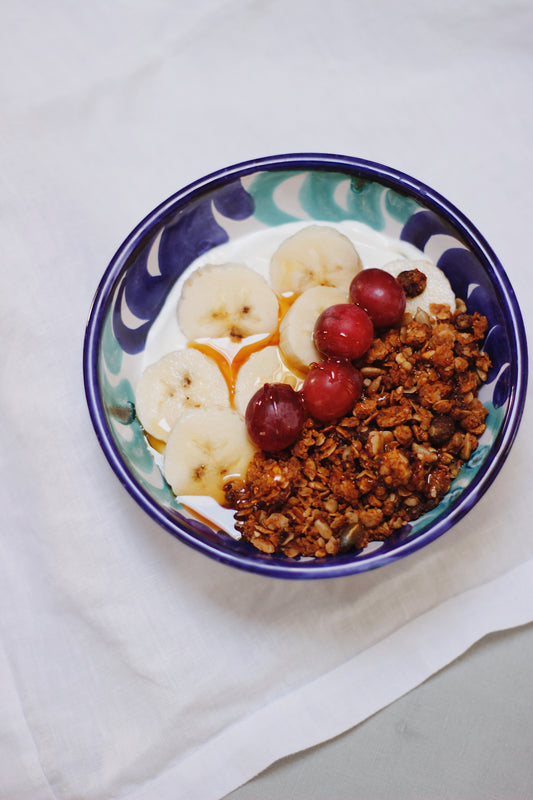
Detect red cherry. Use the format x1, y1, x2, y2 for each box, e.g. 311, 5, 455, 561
349, 268, 406, 328
245, 383, 305, 452
313, 303, 374, 361
302, 360, 363, 422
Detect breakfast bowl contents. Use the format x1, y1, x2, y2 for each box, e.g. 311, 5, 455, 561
83, 154, 528, 578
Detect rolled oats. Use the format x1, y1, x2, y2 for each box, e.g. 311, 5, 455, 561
225, 304, 491, 559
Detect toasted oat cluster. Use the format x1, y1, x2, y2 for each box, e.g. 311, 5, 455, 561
224, 302, 491, 558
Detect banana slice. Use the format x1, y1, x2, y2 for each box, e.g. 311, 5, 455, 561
279, 285, 348, 374
135, 349, 230, 442
380, 259, 456, 317
177, 262, 279, 341
163, 407, 256, 504
269, 224, 363, 295
233, 345, 301, 416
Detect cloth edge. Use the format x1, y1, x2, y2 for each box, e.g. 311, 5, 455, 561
122, 557, 533, 800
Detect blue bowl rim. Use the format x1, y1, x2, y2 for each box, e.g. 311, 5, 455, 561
83, 152, 529, 579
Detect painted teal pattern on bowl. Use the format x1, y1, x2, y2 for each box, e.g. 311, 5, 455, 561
99, 306, 184, 512
246, 169, 420, 230
84, 154, 528, 579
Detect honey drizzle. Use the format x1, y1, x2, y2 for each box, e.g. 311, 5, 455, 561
143, 289, 301, 514
145, 431, 166, 454
277, 291, 298, 319
180, 500, 233, 528
138, 288, 309, 534
188, 291, 298, 405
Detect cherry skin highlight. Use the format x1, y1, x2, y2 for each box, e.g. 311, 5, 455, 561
349, 268, 406, 328
313, 303, 374, 361
245, 383, 305, 452
302, 360, 363, 422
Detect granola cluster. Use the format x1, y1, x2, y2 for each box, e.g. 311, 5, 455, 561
224, 301, 491, 558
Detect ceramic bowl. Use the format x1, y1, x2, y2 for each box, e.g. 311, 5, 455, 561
83, 153, 528, 579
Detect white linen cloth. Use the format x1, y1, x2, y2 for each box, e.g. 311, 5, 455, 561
1, 1, 532, 798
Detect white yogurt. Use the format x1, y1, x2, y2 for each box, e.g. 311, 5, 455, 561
139, 220, 456, 536
142, 220, 434, 369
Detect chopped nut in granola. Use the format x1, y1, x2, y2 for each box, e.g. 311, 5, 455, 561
225, 305, 490, 559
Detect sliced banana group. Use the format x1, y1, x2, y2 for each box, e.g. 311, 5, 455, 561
381, 259, 456, 317
269, 224, 362, 295
163, 408, 256, 505
177, 262, 279, 341
233, 345, 301, 416
135, 348, 230, 442
279, 285, 348, 374
138, 224, 452, 511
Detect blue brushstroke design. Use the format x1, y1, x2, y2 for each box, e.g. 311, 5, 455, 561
212, 181, 255, 219
113, 182, 255, 353
400, 209, 451, 250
